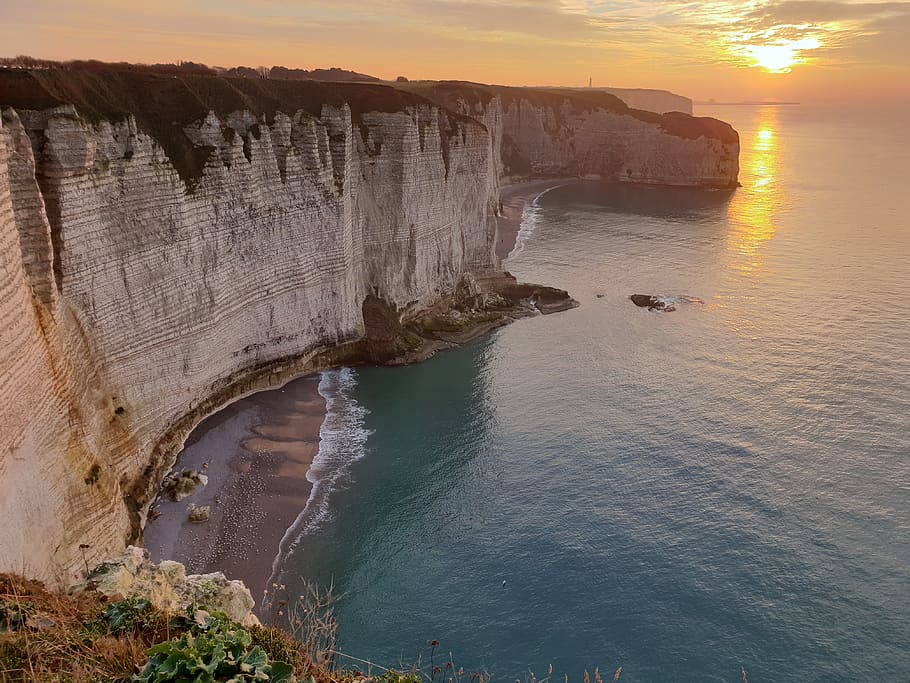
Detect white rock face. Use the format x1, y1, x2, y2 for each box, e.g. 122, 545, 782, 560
0, 77, 738, 586
73, 545, 260, 626
0, 98, 496, 586
415, 84, 738, 187
0, 108, 135, 583
497, 100, 738, 186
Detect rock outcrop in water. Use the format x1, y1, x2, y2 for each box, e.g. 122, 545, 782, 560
631, 294, 670, 311
0, 69, 738, 585
630, 294, 705, 312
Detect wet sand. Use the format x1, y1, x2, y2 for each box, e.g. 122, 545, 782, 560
496, 178, 581, 259
142, 374, 325, 617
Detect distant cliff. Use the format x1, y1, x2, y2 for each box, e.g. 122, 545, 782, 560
0, 69, 738, 585
404, 82, 737, 187
596, 87, 692, 115
533, 86, 692, 114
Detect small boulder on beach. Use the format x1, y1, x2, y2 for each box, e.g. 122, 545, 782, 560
162, 469, 208, 501
187, 504, 211, 523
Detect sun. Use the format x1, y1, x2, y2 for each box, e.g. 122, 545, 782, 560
748, 44, 798, 73
744, 36, 822, 73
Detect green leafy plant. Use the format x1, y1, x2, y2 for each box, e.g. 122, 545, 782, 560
103, 596, 154, 633
133, 611, 292, 682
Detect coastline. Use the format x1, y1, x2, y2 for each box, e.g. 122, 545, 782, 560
497, 178, 581, 259
140, 178, 581, 617
143, 374, 327, 616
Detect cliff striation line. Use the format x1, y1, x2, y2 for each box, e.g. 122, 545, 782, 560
0, 69, 738, 585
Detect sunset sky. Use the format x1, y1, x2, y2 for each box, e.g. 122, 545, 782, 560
3, 1, 909, 103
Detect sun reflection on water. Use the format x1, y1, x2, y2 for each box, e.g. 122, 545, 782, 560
725, 107, 781, 279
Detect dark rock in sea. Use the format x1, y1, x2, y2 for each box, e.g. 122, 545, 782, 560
631, 294, 657, 308
630, 295, 674, 312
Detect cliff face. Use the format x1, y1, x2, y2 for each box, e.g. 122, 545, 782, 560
407, 82, 738, 187
0, 70, 738, 585
0, 71, 497, 584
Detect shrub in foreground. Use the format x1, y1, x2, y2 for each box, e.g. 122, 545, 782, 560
135, 610, 292, 682
0, 574, 302, 682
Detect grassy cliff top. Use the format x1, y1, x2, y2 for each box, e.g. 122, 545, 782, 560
1, 68, 737, 146
0, 68, 468, 190
0, 68, 435, 126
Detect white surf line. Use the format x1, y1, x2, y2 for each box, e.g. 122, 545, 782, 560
506, 183, 568, 260
262, 368, 371, 606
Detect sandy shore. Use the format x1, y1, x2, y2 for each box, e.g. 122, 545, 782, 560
496, 178, 580, 260
143, 373, 325, 618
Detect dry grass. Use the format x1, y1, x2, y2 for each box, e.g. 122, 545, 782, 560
0, 574, 326, 683
0, 573, 173, 682
267, 580, 340, 680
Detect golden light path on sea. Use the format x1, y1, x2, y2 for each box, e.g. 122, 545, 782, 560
725, 106, 780, 280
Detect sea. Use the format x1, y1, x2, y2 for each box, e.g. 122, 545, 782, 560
255, 105, 909, 681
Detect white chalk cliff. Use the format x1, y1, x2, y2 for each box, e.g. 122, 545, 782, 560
411, 82, 738, 186
0, 71, 739, 585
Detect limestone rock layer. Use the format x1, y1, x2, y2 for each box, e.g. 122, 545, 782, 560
0, 70, 738, 585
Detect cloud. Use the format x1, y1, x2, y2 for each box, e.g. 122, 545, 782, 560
747, 1, 910, 24
397, 0, 616, 41
639, 0, 910, 70
1, 0, 907, 100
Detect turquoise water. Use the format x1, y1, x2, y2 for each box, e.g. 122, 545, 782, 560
277, 105, 910, 682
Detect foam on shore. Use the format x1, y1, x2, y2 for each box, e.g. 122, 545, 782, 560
507, 184, 568, 260
265, 368, 371, 594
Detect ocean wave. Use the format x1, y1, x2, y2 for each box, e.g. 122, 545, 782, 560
507, 184, 566, 260
265, 368, 372, 592
653, 294, 704, 307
